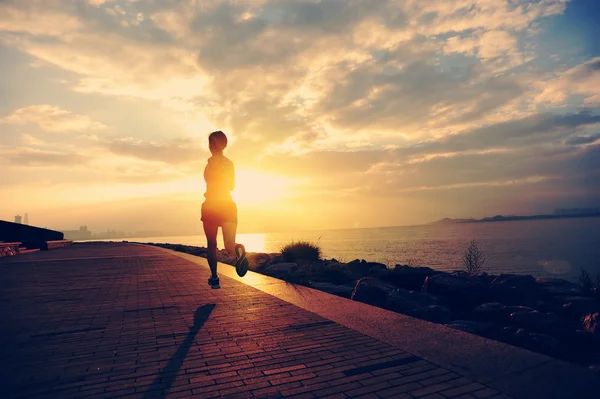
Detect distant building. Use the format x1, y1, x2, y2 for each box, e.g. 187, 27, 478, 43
14, 215, 22, 224
61, 226, 92, 240
24, 213, 29, 225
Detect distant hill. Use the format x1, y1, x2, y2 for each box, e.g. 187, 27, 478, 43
429, 218, 476, 225
431, 209, 600, 225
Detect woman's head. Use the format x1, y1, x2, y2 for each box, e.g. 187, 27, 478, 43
208, 130, 228, 154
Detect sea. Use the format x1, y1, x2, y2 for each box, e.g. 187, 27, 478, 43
83, 217, 600, 282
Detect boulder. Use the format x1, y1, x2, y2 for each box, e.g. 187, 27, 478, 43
526, 333, 563, 355
472, 302, 506, 323
351, 277, 396, 308
386, 288, 440, 315
500, 326, 519, 339
560, 296, 600, 318
310, 282, 354, 298
446, 320, 494, 335
387, 265, 439, 290
583, 313, 600, 335
491, 274, 539, 305
510, 310, 571, 336
251, 253, 272, 269
421, 305, 454, 324
423, 272, 489, 308
536, 277, 583, 297
477, 272, 496, 287
504, 305, 537, 314
264, 262, 298, 277
347, 259, 388, 275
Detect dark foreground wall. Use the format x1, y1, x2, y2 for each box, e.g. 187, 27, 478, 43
0, 220, 64, 242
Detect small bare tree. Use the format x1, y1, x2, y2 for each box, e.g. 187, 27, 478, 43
462, 240, 485, 275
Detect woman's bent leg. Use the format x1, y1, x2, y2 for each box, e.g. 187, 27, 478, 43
222, 222, 237, 255
203, 221, 219, 278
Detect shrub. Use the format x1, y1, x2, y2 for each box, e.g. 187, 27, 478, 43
462, 240, 485, 275
578, 268, 600, 298
280, 240, 321, 263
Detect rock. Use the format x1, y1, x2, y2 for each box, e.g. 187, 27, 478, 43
515, 328, 528, 338
491, 274, 539, 305
572, 330, 600, 352
252, 253, 271, 269
472, 302, 506, 323
386, 289, 439, 314
536, 277, 584, 297
351, 277, 396, 308
583, 313, 599, 335
510, 310, 571, 336
446, 320, 494, 335
525, 333, 563, 355
504, 305, 537, 314
500, 326, 518, 339
310, 282, 354, 298
560, 296, 600, 318
264, 262, 298, 277
423, 272, 489, 308
510, 310, 559, 326
347, 259, 388, 275
421, 305, 454, 324
387, 266, 439, 290
477, 272, 496, 286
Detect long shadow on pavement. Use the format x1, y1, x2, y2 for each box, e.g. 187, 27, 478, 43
142, 303, 216, 399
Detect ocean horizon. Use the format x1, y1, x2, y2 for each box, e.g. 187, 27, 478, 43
82, 216, 600, 282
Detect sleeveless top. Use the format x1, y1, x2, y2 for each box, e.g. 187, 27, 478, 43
203, 154, 234, 203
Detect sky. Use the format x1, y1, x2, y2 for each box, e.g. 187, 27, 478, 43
1, 0, 599, 234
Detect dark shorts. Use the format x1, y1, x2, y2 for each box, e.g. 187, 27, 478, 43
201, 201, 238, 225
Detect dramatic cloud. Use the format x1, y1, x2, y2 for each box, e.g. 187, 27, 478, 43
1, 105, 106, 133
0, 146, 89, 167
105, 137, 206, 165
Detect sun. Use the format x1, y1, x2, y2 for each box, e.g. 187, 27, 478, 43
232, 169, 295, 206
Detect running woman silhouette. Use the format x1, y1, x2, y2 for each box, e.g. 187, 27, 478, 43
202, 131, 248, 289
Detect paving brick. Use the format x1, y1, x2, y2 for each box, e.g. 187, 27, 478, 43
409, 382, 454, 397
472, 388, 500, 398
377, 382, 423, 398
440, 382, 486, 397
419, 394, 445, 399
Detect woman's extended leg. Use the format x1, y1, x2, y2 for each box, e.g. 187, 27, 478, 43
203, 221, 219, 279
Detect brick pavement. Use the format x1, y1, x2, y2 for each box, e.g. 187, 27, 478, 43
0, 242, 513, 399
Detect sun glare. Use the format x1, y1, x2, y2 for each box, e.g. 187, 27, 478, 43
232, 169, 295, 206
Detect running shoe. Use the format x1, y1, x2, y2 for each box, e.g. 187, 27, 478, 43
234, 243, 249, 277
208, 276, 220, 289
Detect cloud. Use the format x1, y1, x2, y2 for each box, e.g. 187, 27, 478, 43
105, 137, 206, 165
1, 105, 106, 133
536, 57, 600, 105
566, 133, 600, 146
0, 146, 89, 167
0, 1, 82, 36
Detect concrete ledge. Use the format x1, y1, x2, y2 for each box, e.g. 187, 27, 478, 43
163, 248, 600, 399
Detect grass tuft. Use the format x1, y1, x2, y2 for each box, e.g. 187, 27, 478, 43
280, 240, 321, 263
